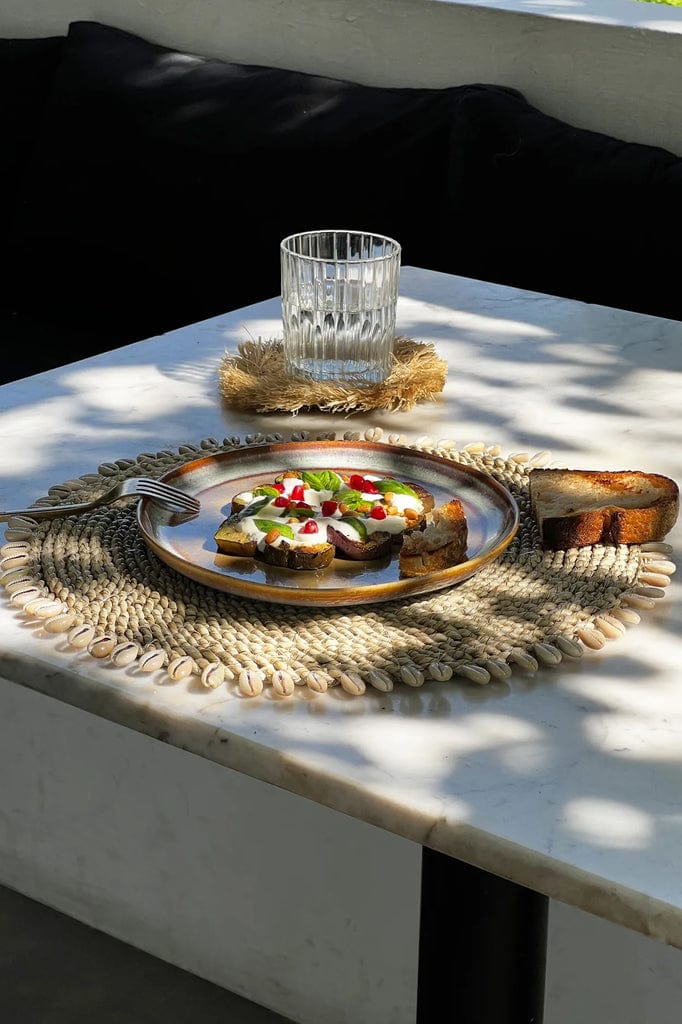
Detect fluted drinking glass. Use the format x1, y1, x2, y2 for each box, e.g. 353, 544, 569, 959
280, 229, 401, 384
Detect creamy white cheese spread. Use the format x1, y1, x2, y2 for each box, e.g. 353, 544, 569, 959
231, 473, 423, 550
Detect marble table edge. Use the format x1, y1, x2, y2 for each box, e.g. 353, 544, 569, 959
1, 646, 680, 952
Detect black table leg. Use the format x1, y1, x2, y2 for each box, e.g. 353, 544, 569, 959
417, 848, 548, 1023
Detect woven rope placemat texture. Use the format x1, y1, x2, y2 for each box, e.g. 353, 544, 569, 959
218, 337, 448, 414
1, 431, 674, 699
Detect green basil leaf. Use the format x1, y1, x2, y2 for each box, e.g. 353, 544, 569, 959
236, 495, 270, 517
340, 516, 368, 541
253, 485, 280, 497
336, 488, 363, 509
285, 506, 313, 519
301, 469, 342, 492
373, 478, 419, 498
253, 519, 295, 539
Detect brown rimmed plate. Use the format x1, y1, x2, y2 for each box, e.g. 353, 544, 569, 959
136, 440, 519, 607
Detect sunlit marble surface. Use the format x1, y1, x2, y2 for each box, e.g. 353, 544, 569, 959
1, 266, 681, 946
436, 0, 682, 34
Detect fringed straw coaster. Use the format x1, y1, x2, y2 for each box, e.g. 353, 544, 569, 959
0, 431, 675, 700
218, 337, 447, 414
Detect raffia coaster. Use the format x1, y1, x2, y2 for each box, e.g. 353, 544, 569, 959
0, 431, 675, 699
218, 337, 447, 414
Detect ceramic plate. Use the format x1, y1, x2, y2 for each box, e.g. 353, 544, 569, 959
136, 440, 519, 607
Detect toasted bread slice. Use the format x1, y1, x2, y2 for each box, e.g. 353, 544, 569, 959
214, 520, 258, 556
529, 468, 679, 549
399, 498, 468, 577
259, 540, 335, 570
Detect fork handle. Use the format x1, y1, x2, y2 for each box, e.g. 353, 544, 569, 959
0, 501, 96, 523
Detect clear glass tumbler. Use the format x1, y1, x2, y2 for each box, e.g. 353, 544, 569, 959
280, 229, 401, 384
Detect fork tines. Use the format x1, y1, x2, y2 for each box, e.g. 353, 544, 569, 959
136, 478, 200, 512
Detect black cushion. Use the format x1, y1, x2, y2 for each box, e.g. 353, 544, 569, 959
450, 85, 682, 185
0, 35, 64, 215
0, 35, 64, 328
8, 17, 682, 359
10, 20, 481, 340
0, 309, 134, 386
443, 86, 682, 319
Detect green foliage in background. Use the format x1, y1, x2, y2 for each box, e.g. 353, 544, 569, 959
637, 0, 682, 6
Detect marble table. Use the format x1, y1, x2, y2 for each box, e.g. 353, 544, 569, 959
1, 266, 681, 1024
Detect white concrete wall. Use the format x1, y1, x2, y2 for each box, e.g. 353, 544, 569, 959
2, 677, 682, 1024
546, 901, 682, 1024
0, 677, 421, 1024
2, 0, 682, 155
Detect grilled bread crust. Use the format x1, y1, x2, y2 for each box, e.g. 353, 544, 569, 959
399, 498, 468, 577
529, 469, 679, 549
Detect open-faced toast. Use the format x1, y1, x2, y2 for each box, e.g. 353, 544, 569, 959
398, 498, 468, 577
528, 468, 679, 549
214, 468, 434, 570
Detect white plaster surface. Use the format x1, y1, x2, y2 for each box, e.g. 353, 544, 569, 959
1, 266, 682, 1021
546, 900, 682, 1024
0, 676, 420, 1024
2, 0, 682, 155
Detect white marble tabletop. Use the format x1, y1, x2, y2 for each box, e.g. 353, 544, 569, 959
1, 266, 681, 948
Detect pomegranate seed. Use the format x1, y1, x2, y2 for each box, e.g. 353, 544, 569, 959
273, 496, 290, 507
370, 505, 387, 520
321, 500, 338, 517
290, 484, 305, 501
273, 482, 285, 493
295, 501, 312, 509
361, 480, 379, 494
349, 474, 366, 490
300, 520, 319, 534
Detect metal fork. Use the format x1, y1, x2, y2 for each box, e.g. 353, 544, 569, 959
0, 477, 201, 522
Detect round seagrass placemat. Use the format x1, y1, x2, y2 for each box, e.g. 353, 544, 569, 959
218, 337, 448, 414
0, 431, 675, 699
